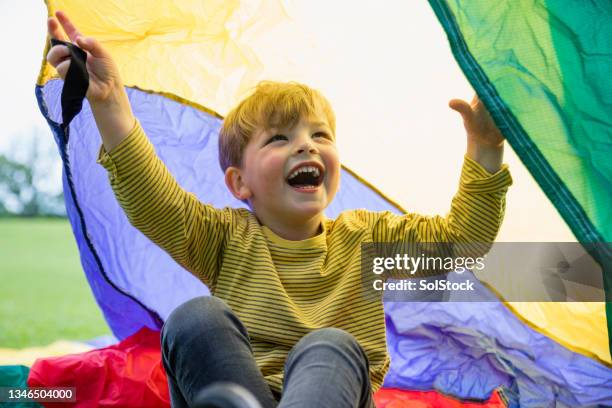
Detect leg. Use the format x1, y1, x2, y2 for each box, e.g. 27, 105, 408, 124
280, 328, 374, 408
161, 296, 278, 408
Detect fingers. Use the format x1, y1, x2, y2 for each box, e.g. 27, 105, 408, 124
46, 44, 71, 78
55, 59, 71, 79
448, 98, 472, 117
55, 11, 82, 43
470, 94, 480, 107
75, 36, 108, 59
47, 16, 70, 79
46, 11, 93, 80
47, 16, 67, 41
47, 43, 70, 66
48, 11, 108, 59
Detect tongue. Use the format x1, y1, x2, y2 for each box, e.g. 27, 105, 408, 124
291, 183, 316, 187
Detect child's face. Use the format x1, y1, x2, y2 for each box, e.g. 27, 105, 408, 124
237, 112, 340, 225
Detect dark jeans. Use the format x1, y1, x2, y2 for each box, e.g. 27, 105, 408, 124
161, 296, 375, 408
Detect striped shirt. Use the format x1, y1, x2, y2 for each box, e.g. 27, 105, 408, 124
97, 120, 512, 393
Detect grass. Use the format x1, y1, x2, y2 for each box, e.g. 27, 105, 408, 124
0, 217, 111, 348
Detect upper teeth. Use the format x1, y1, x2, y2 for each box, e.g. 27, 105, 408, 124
288, 166, 320, 180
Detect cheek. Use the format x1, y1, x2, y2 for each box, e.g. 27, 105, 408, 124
257, 153, 286, 186
266, 155, 286, 175
325, 149, 341, 186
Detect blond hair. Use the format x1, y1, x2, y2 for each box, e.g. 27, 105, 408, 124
218, 81, 336, 173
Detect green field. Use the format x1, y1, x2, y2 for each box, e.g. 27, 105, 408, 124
0, 218, 111, 348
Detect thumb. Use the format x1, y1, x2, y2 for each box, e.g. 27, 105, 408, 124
75, 36, 107, 59
448, 98, 473, 121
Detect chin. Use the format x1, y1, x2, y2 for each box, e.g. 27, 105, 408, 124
290, 202, 325, 218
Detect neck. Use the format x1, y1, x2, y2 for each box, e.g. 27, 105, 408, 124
257, 212, 323, 241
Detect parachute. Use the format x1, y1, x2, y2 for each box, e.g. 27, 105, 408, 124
33, 0, 611, 405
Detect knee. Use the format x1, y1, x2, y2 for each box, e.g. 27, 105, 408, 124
161, 296, 233, 347
287, 328, 370, 374
295, 328, 363, 355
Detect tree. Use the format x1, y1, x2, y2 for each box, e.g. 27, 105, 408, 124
0, 129, 66, 217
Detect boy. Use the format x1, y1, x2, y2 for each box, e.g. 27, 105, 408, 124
47, 10, 511, 408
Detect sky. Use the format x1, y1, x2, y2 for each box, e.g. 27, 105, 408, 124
0, 2, 61, 198
0, 0, 575, 241
0, 2, 48, 150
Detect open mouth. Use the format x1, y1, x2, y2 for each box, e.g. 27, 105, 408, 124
286, 165, 324, 189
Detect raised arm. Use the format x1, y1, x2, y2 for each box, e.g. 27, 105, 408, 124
372, 156, 511, 244
46, 12, 234, 286
449, 95, 504, 175
372, 96, 512, 249
96, 121, 236, 287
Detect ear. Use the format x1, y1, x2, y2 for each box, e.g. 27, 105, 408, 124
225, 166, 252, 201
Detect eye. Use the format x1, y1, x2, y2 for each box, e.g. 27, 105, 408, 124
267, 134, 287, 144
313, 132, 331, 140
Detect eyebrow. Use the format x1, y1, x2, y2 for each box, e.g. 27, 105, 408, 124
262, 121, 330, 136
310, 121, 330, 128
258, 121, 333, 145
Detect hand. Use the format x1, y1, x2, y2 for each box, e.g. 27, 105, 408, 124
46, 11, 135, 151
449, 95, 504, 174
47, 11, 123, 105
449, 95, 504, 148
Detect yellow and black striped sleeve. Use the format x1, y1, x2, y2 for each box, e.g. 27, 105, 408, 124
371, 154, 512, 245
97, 120, 237, 288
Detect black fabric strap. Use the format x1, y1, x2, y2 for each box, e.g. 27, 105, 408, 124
50, 38, 89, 132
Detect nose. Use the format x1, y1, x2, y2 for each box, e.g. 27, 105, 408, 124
297, 145, 317, 155
295, 138, 318, 155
